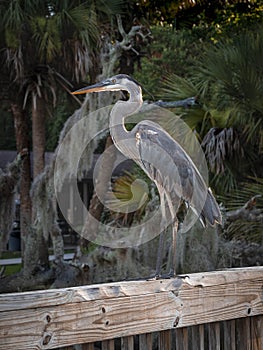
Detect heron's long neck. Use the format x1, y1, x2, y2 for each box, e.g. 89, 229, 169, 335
109, 97, 142, 156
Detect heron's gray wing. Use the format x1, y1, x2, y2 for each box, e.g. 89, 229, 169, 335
134, 120, 221, 226
135, 120, 198, 199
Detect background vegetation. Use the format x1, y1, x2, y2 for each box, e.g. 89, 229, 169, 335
0, 0, 262, 290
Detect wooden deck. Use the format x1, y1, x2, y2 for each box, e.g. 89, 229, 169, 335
0, 266, 262, 349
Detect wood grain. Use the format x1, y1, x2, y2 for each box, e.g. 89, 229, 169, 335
101, 339, 114, 350
138, 332, 152, 349
251, 316, 263, 350
0, 267, 262, 350
158, 330, 171, 349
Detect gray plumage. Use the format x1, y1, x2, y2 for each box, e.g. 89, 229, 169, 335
72, 74, 222, 277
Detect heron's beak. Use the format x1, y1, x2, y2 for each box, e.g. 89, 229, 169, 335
71, 81, 110, 95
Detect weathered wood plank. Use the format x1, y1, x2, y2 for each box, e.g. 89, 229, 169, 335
199, 324, 204, 350
251, 315, 263, 350
208, 322, 220, 350
138, 332, 152, 349
0, 267, 261, 312
223, 319, 235, 350
158, 329, 171, 349
177, 269, 263, 328
82, 343, 94, 350
189, 325, 201, 350
236, 317, 253, 350
101, 339, 114, 350
0, 267, 262, 350
121, 336, 134, 350
175, 328, 188, 350
0, 278, 182, 312
0, 291, 180, 350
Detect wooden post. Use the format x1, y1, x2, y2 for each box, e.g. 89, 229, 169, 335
101, 339, 115, 350
139, 333, 152, 349
208, 322, 220, 350
159, 330, 171, 349
82, 344, 94, 350
121, 336, 134, 350
199, 324, 205, 350
223, 320, 236, 350
251, 315, 263, 350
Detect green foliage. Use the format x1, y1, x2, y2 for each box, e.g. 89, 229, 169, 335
4, 263, 22, 276
46, 95, 77, 151
134, 25, 215, 97
220, 177, 263, 244
210, 1, 263, 36
0, 108, 16, 150
132, 3, 263, 244
195, 28, 263, 148
159, 27, 263, 194
106, 171, 149, 226
4, 28, 20, 49
0, 0, 127, 151
1, 1, 100, 81
30, 16, 62, 63
134, 0, 263, 29
134, 0, 263, 97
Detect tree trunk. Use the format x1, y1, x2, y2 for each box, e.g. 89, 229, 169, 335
32, 97, 46, 178
11, 103, 32, 257
80, 136, 116, 249
12, 102, 49, 276
0, 154, 23, 255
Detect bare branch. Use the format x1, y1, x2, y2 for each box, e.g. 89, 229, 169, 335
226, 195, 263, 222
155, 97, 197, 108
101, 15, 147, 78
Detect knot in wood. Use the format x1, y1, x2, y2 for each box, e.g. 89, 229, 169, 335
42, 333, 52, 346
173, 316, 180, 328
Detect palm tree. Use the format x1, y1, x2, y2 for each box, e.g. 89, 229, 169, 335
0, 0, 99, 270
1, 0, 101, 175
0, 0, 124, 274
161, 28, 263, 194
159, 28, 263, 243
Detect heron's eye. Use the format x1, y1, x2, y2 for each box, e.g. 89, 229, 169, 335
111, 78, 116, 84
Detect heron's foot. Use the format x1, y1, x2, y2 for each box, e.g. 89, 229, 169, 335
152, 270, 176, 280
145, 273, 161, 280
168, 268, 176, 278
147, 268, 183, 280
177, 274, 189, 279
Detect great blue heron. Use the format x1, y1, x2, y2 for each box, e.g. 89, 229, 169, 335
72, 74, 222, 277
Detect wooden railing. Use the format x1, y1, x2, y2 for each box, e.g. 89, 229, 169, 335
0, 267, 262, 349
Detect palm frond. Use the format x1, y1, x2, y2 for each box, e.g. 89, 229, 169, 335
224, 219, 262, 244
93, 0, 126, 17
106, 171, 149, 226
4, 47, 24, 81
161, 74, 198, 101
195, 30, 263, 134
22, 65, 72, 108
107, 171, 149, 213
2, 0, 25, 29
202, 127, 244, 175
210, 164, 238, 194
220, 177, 263, 244
30, 16, 61, 63
220, 177, 263, 211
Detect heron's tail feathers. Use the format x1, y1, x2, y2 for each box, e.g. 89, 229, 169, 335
200, 188, 222, 227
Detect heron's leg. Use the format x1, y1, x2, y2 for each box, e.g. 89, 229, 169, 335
168, 218, 178, 277
155, 229, 165, 278
155, 190, 166, 278
166, 196, 179, 277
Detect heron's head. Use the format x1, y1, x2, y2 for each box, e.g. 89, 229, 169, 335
71, 74, 142, 101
